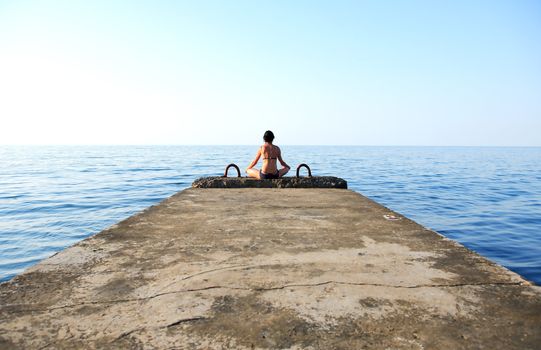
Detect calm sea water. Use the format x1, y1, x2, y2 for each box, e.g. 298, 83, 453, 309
1, 146, 540, 284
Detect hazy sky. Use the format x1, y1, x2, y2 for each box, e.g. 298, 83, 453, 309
1, 1, 540, 145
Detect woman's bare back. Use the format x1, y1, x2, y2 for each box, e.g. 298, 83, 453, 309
261, 144, 279, 174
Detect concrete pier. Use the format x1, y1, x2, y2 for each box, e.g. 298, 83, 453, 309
1, 178, 540, 349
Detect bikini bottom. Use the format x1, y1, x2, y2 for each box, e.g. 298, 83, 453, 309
260, 170, 280, 179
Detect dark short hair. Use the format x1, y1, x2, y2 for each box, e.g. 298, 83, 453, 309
263, 130, 275, 143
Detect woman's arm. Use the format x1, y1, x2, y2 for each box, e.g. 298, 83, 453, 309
277, 147, 290, 169
246, 148, 261, 171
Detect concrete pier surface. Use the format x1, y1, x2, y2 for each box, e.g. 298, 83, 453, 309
1, 180, 540, 349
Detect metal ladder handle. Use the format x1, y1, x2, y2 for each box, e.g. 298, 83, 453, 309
296, 163, 312, 178
223, 163, 241, 177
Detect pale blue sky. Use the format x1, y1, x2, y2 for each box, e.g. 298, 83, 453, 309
0, 0, 540, 145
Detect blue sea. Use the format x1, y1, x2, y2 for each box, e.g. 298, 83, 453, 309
1, 146, 540, 285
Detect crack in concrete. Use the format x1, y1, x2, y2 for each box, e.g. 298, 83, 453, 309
156, 264, 253, 293
1, 280, 526, 314
37, 341, 54, 350
251, 280, 527, 291
111, 316, 207, 343
112, 327, 146, 343
166, 316, 206, 328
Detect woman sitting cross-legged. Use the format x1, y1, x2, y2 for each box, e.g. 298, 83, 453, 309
246, 130, 290, 179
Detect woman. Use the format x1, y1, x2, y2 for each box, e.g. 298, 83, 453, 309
246, 130, 290, 179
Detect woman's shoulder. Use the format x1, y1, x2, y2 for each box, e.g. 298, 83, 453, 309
261, 143, 277, 149
261, 143, 279, 153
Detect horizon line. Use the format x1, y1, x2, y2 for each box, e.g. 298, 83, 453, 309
1, 144, 540, 148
